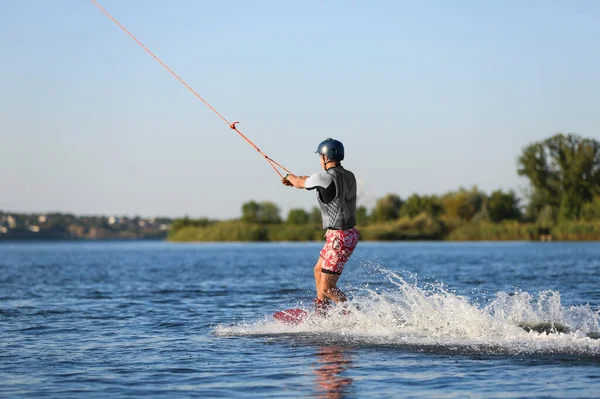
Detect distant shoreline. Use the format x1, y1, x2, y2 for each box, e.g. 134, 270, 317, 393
0, 212, 172, 241
166, 219, 600, 243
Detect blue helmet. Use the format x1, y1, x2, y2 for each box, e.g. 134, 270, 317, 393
316, 138, 345, 161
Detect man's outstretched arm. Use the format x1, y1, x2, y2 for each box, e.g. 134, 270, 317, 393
282, 174, 308, 189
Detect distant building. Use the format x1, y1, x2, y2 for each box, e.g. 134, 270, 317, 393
0, 212, 172, 240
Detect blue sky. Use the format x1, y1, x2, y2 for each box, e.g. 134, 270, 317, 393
1, 0, 599, 219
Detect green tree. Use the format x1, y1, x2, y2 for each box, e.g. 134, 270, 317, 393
287, 208, 309, 225
258, 202, 282, 224
356, 205, 369, 225
399, 194, 444, 219
581, 196, 600, 221
241, 201, 260, 223
471, 204, 491, 223
517, 143, 559, 214
421, 195, 444, 218
371, 194, 403, 223
537, 204, 556, 228
241, 201, 281, 224
309, 207, 322, 225
171, 217, 188, 232
399, 194, 422, 218
518, 133, 600, 221
442, 187, 485, 221
487, 190, 522, 222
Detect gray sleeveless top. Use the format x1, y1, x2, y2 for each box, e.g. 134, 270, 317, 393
306, 166, 357, 230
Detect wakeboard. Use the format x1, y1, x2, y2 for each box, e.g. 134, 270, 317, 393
273, 308, 310, 325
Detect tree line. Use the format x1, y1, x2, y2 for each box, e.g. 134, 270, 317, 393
234, 188, 522, 226
170, 133, 600, 241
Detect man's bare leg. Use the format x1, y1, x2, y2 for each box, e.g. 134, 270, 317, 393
320, 272, 347, 303
313, 258, 324, 300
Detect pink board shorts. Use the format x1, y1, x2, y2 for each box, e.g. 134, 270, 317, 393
319, 227, 359, 274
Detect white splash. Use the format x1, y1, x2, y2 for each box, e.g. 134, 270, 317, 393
214, 263, 600, 356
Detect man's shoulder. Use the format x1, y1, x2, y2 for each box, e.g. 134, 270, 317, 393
310, 171, 334, 179
336, 166, 355, 177
305, 172, 334, 189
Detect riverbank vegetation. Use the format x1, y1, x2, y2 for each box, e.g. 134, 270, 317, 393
170, 133, 600, 242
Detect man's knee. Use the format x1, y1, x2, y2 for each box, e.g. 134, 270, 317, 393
314, 259, 323, 274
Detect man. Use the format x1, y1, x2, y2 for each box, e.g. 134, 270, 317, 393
282, 138, 359, 315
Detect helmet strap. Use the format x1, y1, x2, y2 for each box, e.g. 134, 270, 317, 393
322, 155, 332, 170
322, 155, 339, 170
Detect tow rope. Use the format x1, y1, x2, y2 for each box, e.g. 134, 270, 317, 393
92, 0, 292, 179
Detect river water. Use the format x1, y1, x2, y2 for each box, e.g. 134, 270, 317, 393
1, 241, 599, 398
